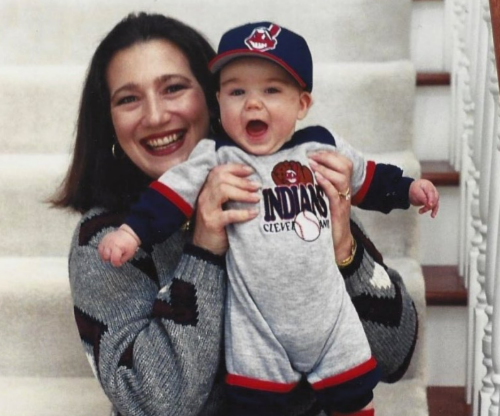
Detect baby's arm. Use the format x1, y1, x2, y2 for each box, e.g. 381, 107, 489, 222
409, 178, 440, 218
98, 224, 141, 267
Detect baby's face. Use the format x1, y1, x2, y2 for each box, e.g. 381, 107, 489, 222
217, 57, 312, 155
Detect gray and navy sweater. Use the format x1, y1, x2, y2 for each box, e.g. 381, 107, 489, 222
69, 207, 417, 416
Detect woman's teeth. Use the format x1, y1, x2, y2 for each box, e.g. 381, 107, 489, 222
147, 133, 181, 149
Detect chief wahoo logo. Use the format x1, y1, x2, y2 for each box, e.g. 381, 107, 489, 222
244, 24, 281, 52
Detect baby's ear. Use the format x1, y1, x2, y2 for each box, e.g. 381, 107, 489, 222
298, 91, 313, 120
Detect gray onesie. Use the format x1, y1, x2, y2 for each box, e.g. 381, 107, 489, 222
126, 125, 405, 407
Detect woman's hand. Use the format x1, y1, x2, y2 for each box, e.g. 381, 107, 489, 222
308, 150, 354, 262
192, 163, 260, 256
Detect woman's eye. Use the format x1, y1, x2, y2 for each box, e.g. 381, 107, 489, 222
116, 96, 137, 105
165, 84, 186, 94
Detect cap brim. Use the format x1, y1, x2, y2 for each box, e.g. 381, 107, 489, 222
209, 50, 307, 90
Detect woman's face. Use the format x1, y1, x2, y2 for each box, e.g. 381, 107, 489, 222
107, 39, 210, 179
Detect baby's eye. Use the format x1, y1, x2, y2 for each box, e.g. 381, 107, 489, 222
265, 87, 280, 94
230, 89, 245, 96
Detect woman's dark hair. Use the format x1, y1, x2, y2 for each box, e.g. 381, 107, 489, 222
51, 12, 218, 213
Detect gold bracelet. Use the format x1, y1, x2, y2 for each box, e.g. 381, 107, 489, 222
337, 237, 357, 268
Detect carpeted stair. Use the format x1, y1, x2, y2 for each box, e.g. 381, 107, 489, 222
0, 0, 428, 415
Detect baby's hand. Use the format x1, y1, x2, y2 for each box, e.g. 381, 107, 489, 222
98, 224, 141, 267
409, 179, 440, 218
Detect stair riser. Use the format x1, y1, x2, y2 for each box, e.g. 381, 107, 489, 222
414, 86, 451, 161
419, 186, 459, 266
303, 61, 416, 154
2, 62, 416, 154
2, 0, 412, 66
426, 305, 467, 386
0, 258, 92, 377
0, 66, 85, 155
0, 155, 79, 257
411, 0, 450, 72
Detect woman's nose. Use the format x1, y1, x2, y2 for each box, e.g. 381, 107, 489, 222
142, 98, 169, 126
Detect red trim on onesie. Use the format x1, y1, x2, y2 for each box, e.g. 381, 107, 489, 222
150, 181, 193, 218
226, 374, 298, 393
351, 161, 376, 206
311, 357, 378, 390
338, 409, 374, 416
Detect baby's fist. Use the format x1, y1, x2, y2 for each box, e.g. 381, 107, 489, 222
98, 225, 141, 267
409, 179, 440, 218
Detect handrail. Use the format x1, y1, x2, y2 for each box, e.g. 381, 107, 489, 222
491, 0, 500, 83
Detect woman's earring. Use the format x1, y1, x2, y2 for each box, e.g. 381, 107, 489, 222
112, 142, 124, 160
111, 143, 118, 159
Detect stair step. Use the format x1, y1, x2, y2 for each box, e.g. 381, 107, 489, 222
427, 386, 470, 416
423, 265, 467, 306
416, 71, 451, 86
304, 61, 416, 154
421, 160, 460, 186
0, 154, 80, 257
1, 0, 412, 66
0, 257, 92, 377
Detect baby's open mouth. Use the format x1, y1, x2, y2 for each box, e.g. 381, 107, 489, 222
246, 120, 268, 136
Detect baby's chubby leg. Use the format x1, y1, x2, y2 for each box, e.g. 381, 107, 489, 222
224, 282, 303, 415
307, 287, 380, 415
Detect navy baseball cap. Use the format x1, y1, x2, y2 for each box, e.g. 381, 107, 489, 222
209, 21, 313, 92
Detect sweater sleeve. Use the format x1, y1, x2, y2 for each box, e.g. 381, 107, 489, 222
126, 139, 218, 246
69, 209, 226, 416
339, 216, 418, 383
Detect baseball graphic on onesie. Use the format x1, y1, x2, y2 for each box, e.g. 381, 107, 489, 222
262, 160, 328, 240
294, 209, 321, 242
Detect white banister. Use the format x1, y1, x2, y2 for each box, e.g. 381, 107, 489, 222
488, 97, 500, 416
453, 0, 500, 414
487, 49, 500, 416
478, 6, 495, 414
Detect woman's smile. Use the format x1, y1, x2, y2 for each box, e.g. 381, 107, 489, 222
141, 130, 186, 154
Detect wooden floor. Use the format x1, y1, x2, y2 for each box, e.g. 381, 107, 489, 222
428, 387, 471, 416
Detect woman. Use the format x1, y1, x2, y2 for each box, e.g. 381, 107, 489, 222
52, 12, 418, 416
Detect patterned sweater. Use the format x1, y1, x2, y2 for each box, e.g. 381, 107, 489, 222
69, 208, 418, 416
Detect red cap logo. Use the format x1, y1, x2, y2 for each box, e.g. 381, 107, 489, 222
244, 24, 281, 52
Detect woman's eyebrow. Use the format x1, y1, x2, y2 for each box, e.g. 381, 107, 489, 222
110, 82, 138, 101
158, 73, 192, 85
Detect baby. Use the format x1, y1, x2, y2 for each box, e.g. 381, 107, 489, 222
100, 21, 438, 416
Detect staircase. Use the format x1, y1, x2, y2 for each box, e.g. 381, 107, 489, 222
0, 0, 458, 415
412, 0, 469, 414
